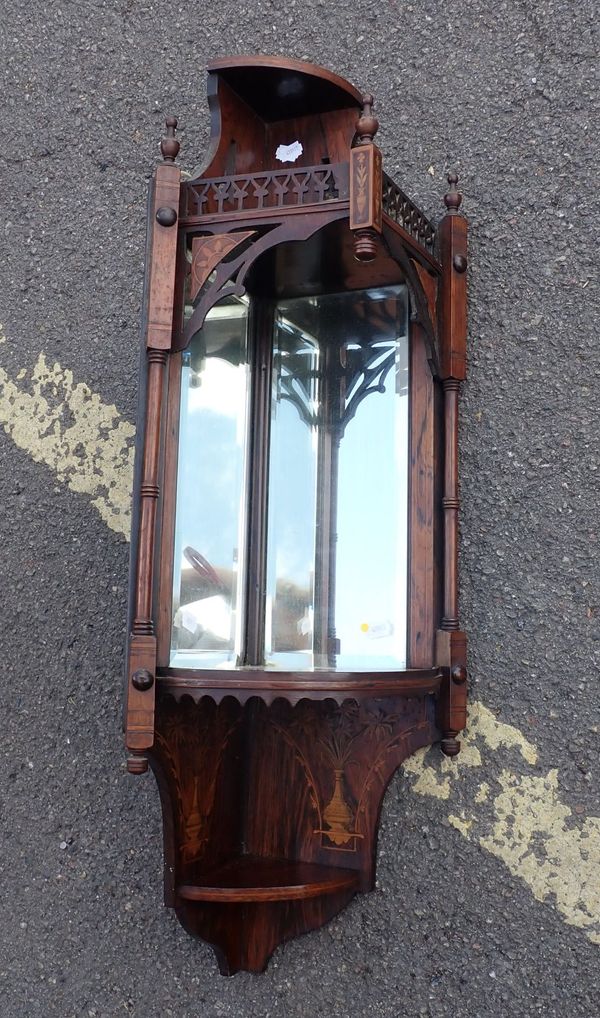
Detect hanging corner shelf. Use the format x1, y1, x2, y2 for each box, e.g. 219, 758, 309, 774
124, 55, 469, 974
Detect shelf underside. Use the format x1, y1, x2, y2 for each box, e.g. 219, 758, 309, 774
177, 857, 360, 903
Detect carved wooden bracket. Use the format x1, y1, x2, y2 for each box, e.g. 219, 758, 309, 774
178, 209, 349, 349
150, 692, 438, 974
383, 228, 441, 375
190, 231, 256, 302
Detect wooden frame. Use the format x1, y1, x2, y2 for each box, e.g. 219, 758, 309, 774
124, 56, 468, 973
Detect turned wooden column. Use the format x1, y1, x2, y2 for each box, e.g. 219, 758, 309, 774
436, 173, 468, 756
441, 378, 460, 631
125, 118, 181, 774
132, 348, 167, 636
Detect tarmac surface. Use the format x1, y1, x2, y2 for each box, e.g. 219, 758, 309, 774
0, 2, 599, 1016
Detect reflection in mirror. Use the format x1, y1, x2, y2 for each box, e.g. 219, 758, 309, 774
266, 286, 409, 671
170, 297, 250, 669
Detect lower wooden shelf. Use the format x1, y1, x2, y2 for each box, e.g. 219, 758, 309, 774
158, 668, 443, 706
177, 856, 360, 903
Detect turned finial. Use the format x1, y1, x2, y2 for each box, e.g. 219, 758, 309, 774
443, 171, 462, 213
160, 115, 180, 162
356, 94, 379, 145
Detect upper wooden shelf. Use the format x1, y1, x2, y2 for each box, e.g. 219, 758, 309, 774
207, 56, 363, 121
178, 857, 360, 903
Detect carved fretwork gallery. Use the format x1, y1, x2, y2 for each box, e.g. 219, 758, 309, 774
125, 56, 468, 975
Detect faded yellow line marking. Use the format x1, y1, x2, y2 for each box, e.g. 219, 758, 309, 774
404, 703, 600, 944
1, 347, 599, 944
0, 353, 134, 537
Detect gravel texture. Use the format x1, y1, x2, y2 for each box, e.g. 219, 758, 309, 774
0, 1, 599, 1015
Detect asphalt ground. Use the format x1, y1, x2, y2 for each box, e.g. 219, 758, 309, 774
0, 1, 599, 1015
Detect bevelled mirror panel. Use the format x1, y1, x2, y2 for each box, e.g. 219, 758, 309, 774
266, 285, 409, 670
170, 297, 250, 669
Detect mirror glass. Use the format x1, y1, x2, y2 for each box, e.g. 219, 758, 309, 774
169, 285, 409, 673
265, 285, 409, 670
170, 297, 250, 669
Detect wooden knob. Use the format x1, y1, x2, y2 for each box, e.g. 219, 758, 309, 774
132, 668, 154, 691
451, 664, 467, 685
156, 206, 177, 227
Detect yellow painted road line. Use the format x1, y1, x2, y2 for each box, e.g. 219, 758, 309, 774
404, 704, 600, 944
0, 350, 134, 538
1, 346, 599, 944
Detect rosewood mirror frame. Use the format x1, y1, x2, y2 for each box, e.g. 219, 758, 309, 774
124, 56, 468, 975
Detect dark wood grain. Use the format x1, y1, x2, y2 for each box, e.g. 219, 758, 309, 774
155, 351, 181, 667
409, 322, 436, 666
242, 298, 273, 666
176, 893, 357, 975
146, 162, 181, 350
441, 379, 460, 630
437, 629, 468, 757
438, 185, 468, 380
